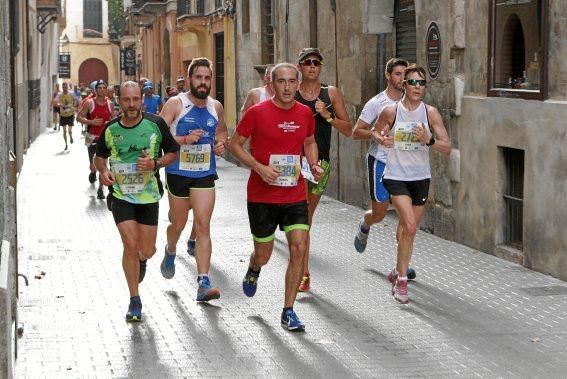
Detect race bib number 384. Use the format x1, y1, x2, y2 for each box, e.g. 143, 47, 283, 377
394, 122, 426, 151
113, 163, 151, 194
179, 144, 211, 171
269, 154, 300, 187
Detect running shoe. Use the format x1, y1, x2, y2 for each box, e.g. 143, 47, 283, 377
354, 220, 369, 253
196, 276, 220, 302
298, 274, 310, 292
160, 246, 176, 279
281, 309, 305, 332
392, 278, 409, 304
242, 267, 260, 297
89, 172, 96, 183
70, 136, 74, 144
387, 267, 417, 283
97, 188, 105, 200
64, 144, 68, 151
187, 239, 196, 256
125, 296, 142, 322
139, 260, 147, 283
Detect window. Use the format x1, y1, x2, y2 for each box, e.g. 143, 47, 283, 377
489, 0, 548, 100
261, 0, 274, 64
241, 0, 249, 34
501, 147, 524, 250
178, 0, 192, 15
83, 0, 103, 38
215, 0, 223, 9
394, 0, 417, 64
196, 0, 205, 14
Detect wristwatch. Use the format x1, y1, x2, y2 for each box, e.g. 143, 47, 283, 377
326, 116, 334, 123
426, 137, 436, 146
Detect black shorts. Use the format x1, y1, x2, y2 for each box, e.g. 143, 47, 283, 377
165, 172, 216, 198
382, 178, 430, 206
53, 106, 60, 114
247, 201, 309, 242
59, 115, 74, 126
110, 196, 159, 226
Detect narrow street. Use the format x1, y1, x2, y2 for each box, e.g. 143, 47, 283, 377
14, 129, 567, 377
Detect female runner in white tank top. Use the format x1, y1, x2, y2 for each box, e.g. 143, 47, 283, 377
371, 65, 452, 304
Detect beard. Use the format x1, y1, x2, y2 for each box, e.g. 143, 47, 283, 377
122, 108, 141, 120
190, 83, 211, 99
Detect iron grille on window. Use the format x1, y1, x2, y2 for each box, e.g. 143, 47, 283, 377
215, 33, 225, 106
261, 0, 274, 64
197, 0, 205, 14
502, 147, 524, 250
215, 0, 223, 9
178, 0, 192, 15
83, 0, 102, 38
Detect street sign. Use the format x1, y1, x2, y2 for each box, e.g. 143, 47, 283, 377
124, 48, 136, 76
426, 22, 441, 80
120, 49, 125, 70
59, 53, 71, 78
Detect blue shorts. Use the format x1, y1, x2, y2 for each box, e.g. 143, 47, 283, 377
367, 155, 389, 203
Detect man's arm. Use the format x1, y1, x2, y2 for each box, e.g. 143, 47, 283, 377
94, 156, 114, 186
423, 105, 451, 155
159, 97, 194, 145
303, 135, 324, 182
228, 131, 280, 184
327, 86, 352, 137
241, 88, 259, 113
214, 100, 228, 156
352, 118, 373, 140
369, 105, 396, 148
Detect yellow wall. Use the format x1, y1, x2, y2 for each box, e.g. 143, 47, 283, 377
65, 42, 119, 86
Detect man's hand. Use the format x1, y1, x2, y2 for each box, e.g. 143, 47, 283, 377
99, 168, 114, 186
315, 98, 332, 120
310, 163, 325, 182
136, 150, 155, 171
412, 123, 429, 144
90, 117, 104, 126
213, 139, 226, 156
183, 129, 204, 145
372, 129, 394, 148
257, 164, 280, 185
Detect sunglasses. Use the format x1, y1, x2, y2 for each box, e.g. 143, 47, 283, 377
300, 59, 322, 67
405, 79, 427, 86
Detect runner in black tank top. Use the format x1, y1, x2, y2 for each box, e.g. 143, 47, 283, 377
295, 47, 352, 292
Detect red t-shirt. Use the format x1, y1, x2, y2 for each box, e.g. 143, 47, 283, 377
236, 100, 315, 204
86, 98, 113, 137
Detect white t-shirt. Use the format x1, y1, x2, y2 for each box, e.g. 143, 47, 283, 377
358, 90, 396, 162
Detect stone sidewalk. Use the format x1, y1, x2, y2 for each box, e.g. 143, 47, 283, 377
15, 129, 567, 377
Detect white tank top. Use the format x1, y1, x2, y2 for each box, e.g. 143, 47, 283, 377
258, 87, 269, 102
383, 100, 432, 181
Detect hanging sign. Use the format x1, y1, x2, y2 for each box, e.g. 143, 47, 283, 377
426, 22, 441, 80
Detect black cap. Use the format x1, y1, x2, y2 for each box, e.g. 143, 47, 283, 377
298, 47, 323, 63
94, 80, 107, 89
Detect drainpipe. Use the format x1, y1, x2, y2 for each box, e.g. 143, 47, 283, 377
284, 0, 289, 61
331, 0, 340, 199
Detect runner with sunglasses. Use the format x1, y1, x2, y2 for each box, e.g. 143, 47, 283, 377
294, 48, 352, 292
371, 65, 451, 304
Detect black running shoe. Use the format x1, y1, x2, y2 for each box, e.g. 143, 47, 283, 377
97, 188, 105, 199
139, 260, 147, 283
89, 172, 96, 183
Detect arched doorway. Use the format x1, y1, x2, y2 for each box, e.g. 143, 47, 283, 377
500, 14, 525, 85
78, 58, 108, 87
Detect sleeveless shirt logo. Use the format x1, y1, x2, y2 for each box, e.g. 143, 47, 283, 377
278, 122, 300, 133
207, 118, 215, 127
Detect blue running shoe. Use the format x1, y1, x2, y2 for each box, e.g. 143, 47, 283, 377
242, 267, 260, 297
281, 309, 305, 332
196, 276, 220, 302
407, 267, 417, 281
125, 296, 142, 322
160, 246, 176, 279
187, 239, 196, 256
354, 220, 369, 253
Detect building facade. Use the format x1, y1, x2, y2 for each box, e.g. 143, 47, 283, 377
235, 0, 567, 281
59, 0, 120, 87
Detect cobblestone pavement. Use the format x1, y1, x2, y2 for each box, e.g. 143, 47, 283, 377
16, 129, 567, 377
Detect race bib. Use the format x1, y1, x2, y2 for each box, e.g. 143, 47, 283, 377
393, 122, 426, 151
269, 154, 301, 187
179, 144, 211, 171
84, 132, 97, 146
300, 157, 318, 184
112, 163, 151, 194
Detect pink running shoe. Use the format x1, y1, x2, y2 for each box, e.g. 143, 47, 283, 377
392, 278, 409, 304
387, 269, 398, 284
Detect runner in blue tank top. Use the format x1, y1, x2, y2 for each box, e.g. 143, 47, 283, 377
159, 58, 228, 302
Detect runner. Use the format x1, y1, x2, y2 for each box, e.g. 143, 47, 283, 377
142, 81, 162, 114
240, 64, 274, 113
372, 64, 451, 303
294, 47, 352, 292
229, 63, 324, 331
94, 81, 179, 321
77, 80, 117, 200
55, 82, 79, 150
159, 57, 228, 302
175, 75, 186, 93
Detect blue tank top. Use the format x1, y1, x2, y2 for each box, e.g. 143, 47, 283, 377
165, 94, 219, 178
